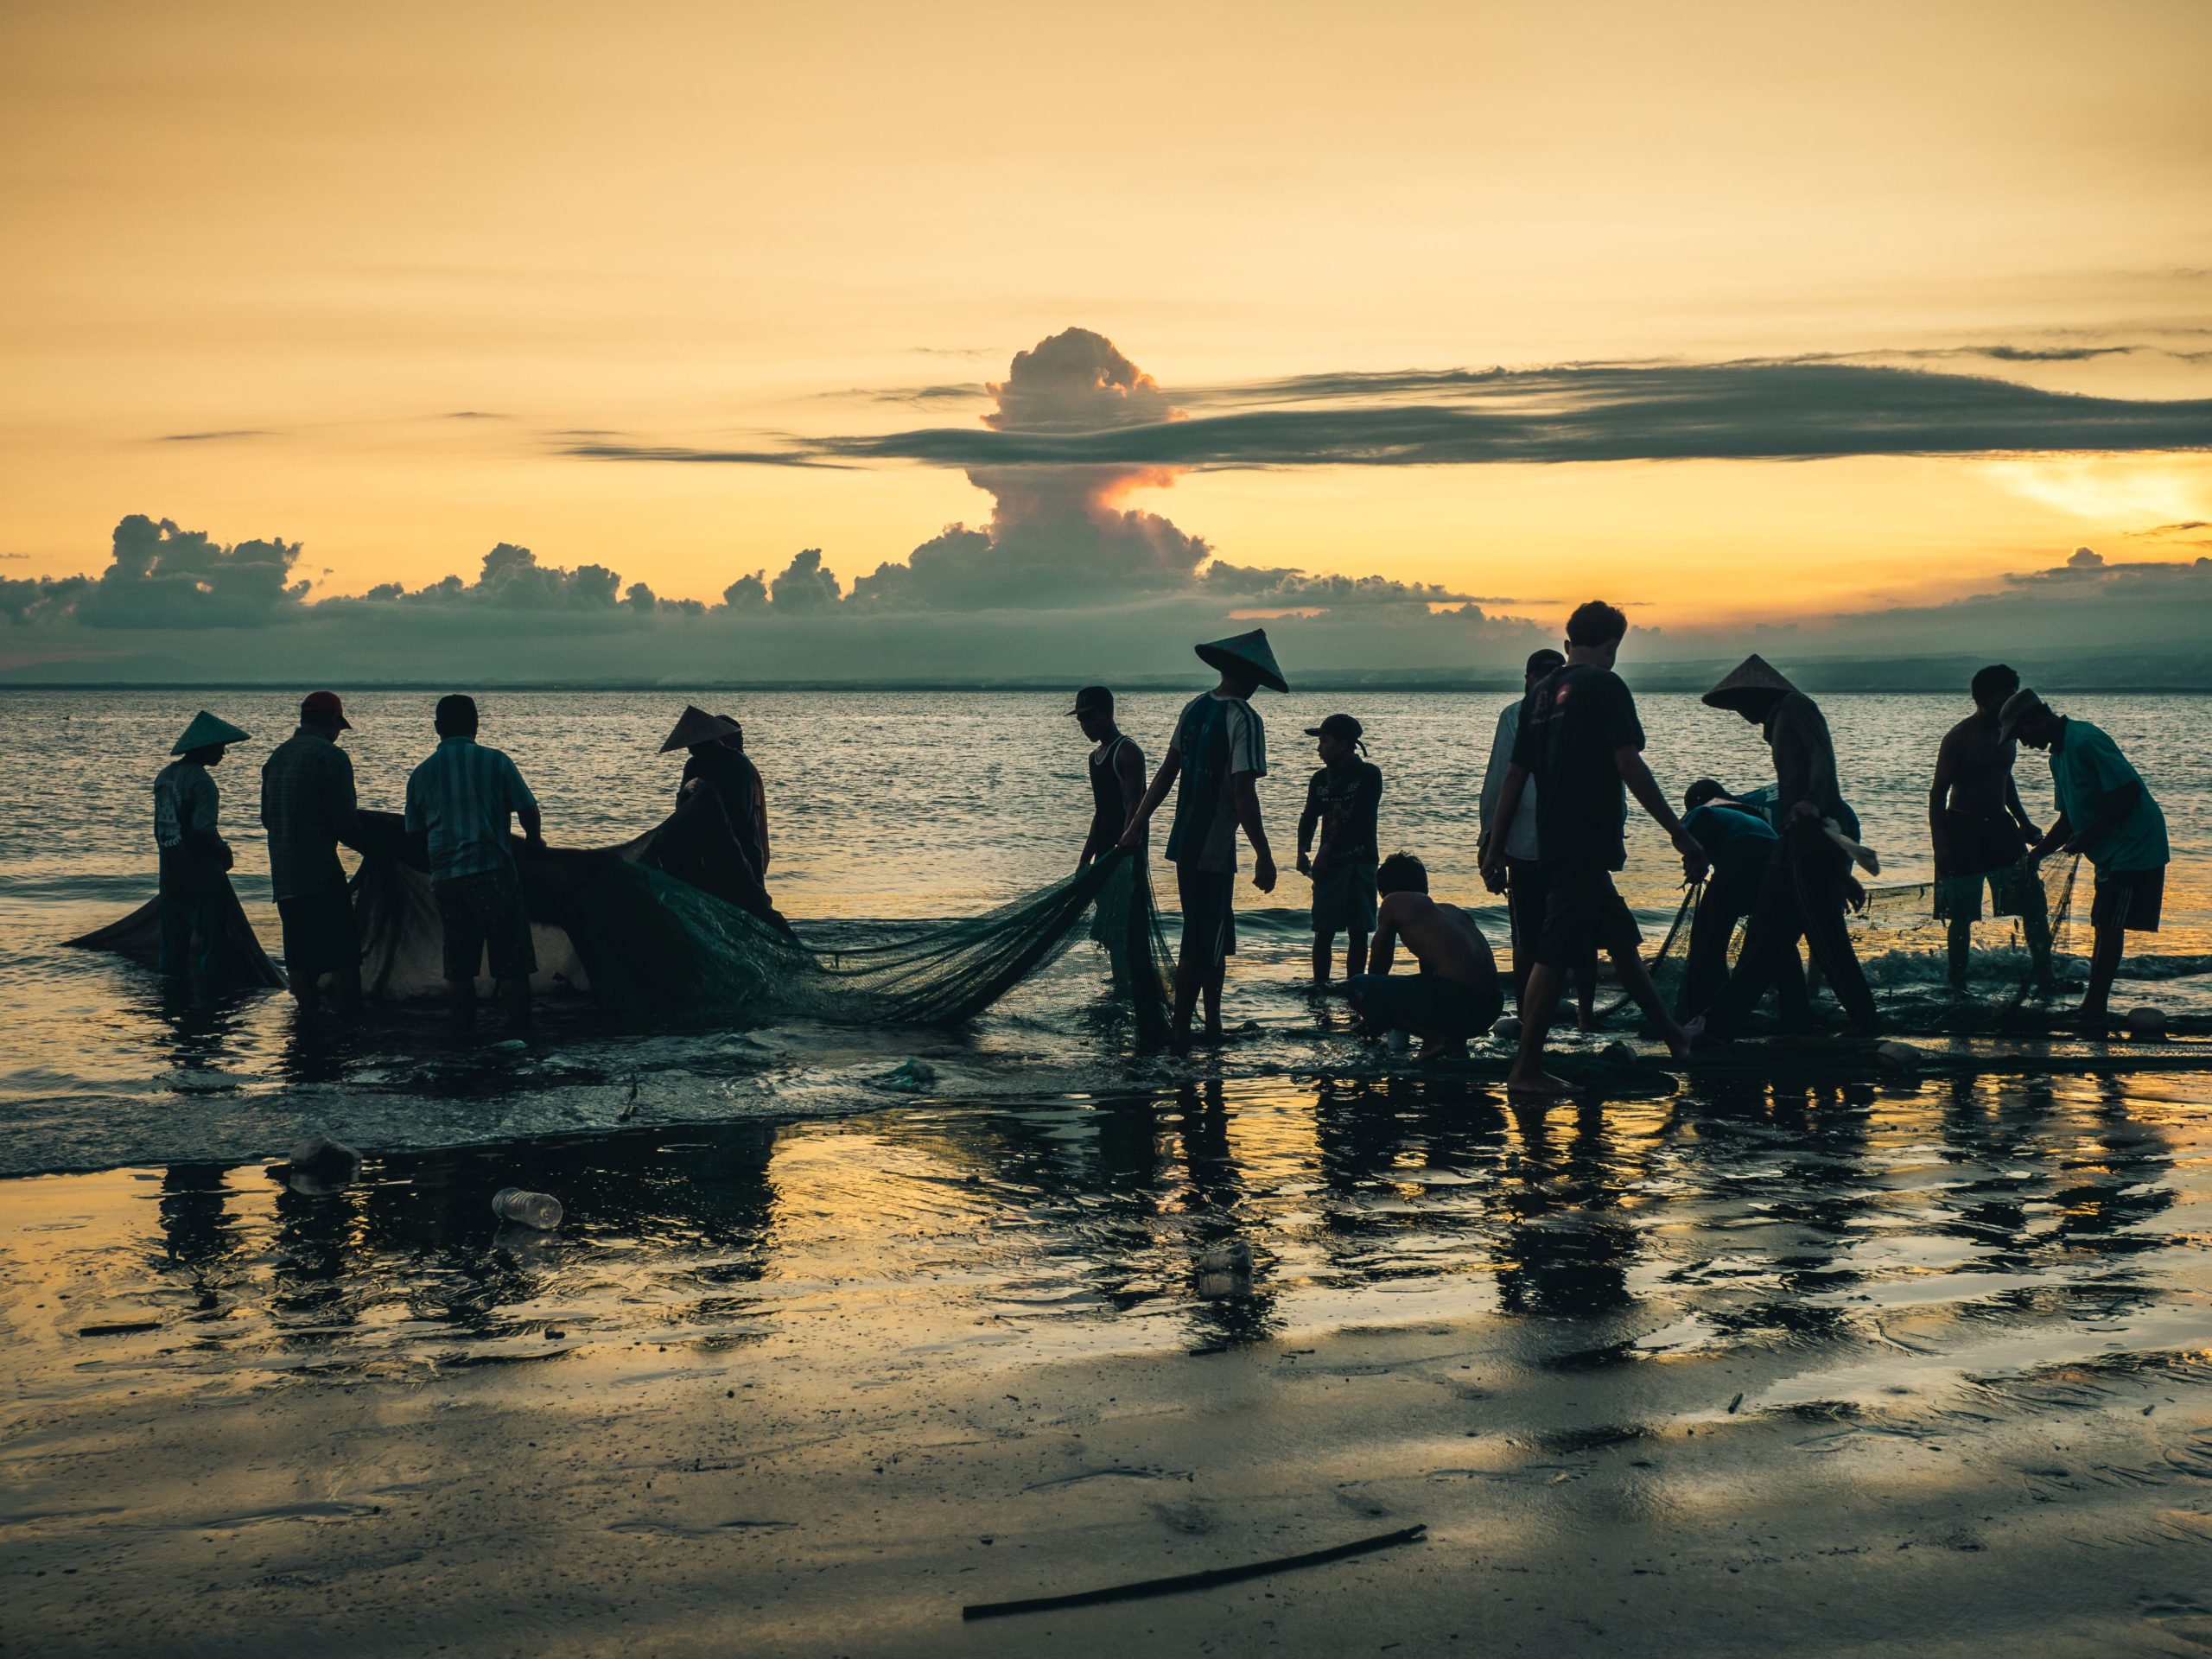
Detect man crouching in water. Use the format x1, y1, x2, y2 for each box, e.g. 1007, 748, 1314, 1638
1344, 853, 1504, 1059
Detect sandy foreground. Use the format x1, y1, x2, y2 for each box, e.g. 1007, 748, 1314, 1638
10, 1268, 2212, 1655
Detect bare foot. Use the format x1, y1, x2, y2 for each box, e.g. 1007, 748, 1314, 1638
1420, 1039, 1471, 1062
1658, 1020, 1692, 1060
1505, 1069, 1581, 1100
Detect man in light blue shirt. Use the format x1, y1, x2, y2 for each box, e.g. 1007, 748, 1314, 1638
405, 694, 546, 1030
2003, 689, 2170, 1033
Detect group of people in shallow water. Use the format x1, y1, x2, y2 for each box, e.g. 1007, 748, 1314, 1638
151, 695, 768, 1033
1071, 605, 2171, 1093
149, 598, 2171, 1090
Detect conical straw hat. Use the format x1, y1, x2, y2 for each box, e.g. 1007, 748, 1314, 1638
659, 704, 742, 753
1701, 653, 1796, 710
1193, 628, 1289, 694
170, 710, 251, 755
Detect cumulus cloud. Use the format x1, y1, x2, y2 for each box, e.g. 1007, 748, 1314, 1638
768, 548, 842, 610
1, 515, 309, 628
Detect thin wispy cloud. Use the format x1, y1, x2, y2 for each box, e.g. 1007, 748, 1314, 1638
569, 358, 2212, 474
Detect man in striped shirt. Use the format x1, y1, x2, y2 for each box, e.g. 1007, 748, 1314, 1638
404, 694, 546, 1030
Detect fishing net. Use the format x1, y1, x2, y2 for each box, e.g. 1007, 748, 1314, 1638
73, 804, 1176, 1043
1588, 854, 2090, 1033
62, 876, 288, 991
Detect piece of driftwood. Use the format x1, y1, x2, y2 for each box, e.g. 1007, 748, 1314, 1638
962, 1523, 1427, 1621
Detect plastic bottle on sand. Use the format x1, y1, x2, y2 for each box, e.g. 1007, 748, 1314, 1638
492, 1187, 564, 1230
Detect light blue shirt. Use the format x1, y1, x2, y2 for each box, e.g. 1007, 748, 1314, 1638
2050, 719, 2167, 873
404, 734, 538, 883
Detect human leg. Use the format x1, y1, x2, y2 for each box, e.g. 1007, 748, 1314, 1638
1695, 855, 1803, 1039
1508, 868, 1622, 1096
1311, 930, 1334, 985
2079, 867, 2163, 1027
1345, 929, 1369, 981
435, 875, 488, 1027
1505, 860, 1545, 1011
1789, 832, 1879, 1033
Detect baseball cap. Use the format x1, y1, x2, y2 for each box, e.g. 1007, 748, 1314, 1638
1304, 713, 1365, 747
1067, 685, 1114, 716
300, 690, 351, 730
1996, 687, 2050, 745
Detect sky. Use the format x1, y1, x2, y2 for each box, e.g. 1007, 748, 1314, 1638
2, 0, 2209, 682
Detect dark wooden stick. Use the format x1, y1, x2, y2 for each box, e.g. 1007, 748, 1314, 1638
962, 1522, 1427, 1621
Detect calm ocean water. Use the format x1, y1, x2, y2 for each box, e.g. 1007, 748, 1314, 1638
0, 686, 2206, 1178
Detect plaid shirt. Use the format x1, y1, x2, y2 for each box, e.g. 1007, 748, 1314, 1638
405, 734, 538, 883
258, 728, 359, 900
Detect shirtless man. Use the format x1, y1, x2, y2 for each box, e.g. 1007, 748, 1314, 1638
1930, 664, 2051, 992
1344, 853, 1505, 1058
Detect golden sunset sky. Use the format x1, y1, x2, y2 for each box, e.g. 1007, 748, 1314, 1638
4, 0, 2209, 632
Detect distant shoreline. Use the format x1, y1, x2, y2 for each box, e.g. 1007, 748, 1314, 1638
3, 677, 2209, 696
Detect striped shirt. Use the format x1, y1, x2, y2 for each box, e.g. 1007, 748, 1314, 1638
1165, 690, 1267, 874
153, 760, 219, 853
259, 728, 359, 900
404, 734, 539, 883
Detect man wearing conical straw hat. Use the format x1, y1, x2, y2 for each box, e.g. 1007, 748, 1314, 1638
1120, 628, 1286, 1052
153, 709, 250, 982
1478, 602, 1707, 1096
661, 705, 771, 880
1688, 653, 1882, 1041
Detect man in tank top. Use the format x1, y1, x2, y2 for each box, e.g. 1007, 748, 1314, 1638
1071, 685, 1147, 868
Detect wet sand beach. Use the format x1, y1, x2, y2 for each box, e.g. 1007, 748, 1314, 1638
10, 1073, 2212, 1656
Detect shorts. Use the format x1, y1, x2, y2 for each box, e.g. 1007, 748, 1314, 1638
2090, 865, 2164, 933
1311, 860, 1378, 935
1935, 810, 2033, 922
276, 879, 360, 980
1175, 864, 1237, 971
433, 868, 537, 982
1535, 865, 1641, 970
1347, 972, 1503, 1043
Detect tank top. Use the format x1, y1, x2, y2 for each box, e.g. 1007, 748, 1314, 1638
1088, 734, 1142, 849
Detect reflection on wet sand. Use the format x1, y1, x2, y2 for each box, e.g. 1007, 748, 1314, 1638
10, 1068, 2212, 1656
21, 1063, 2192, 1407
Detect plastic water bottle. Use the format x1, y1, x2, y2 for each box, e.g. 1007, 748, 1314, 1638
492, 1187, 563, 1230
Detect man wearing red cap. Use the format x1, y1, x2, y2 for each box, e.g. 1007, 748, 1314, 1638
260, 690, 364, 1014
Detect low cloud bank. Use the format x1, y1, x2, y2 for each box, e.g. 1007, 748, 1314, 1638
7, 328, 2211, 683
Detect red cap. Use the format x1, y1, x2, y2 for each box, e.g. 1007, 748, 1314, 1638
301, 690, 352, 730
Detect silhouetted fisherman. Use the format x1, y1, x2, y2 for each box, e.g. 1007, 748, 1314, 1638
259, 690, 364, 1015
2005, 688, 2171, 1033
1122, 629, 1286, 1053
677, 709, 770, 875
1689, 655, 1881, 1040
1931, 664, 2052, 993
154, 710, 250, 982
1071, 684, 1154, 993
1479, 601, 1707, 1096
1677, 778, 1812, 1024
404, 694, 544, 1033
1481, 645, 1597, 1028
1344, 852, 1503, 1059
1071, 685, 1146, 869
1296, 713, 1382, 988
652, 706, 791, 933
